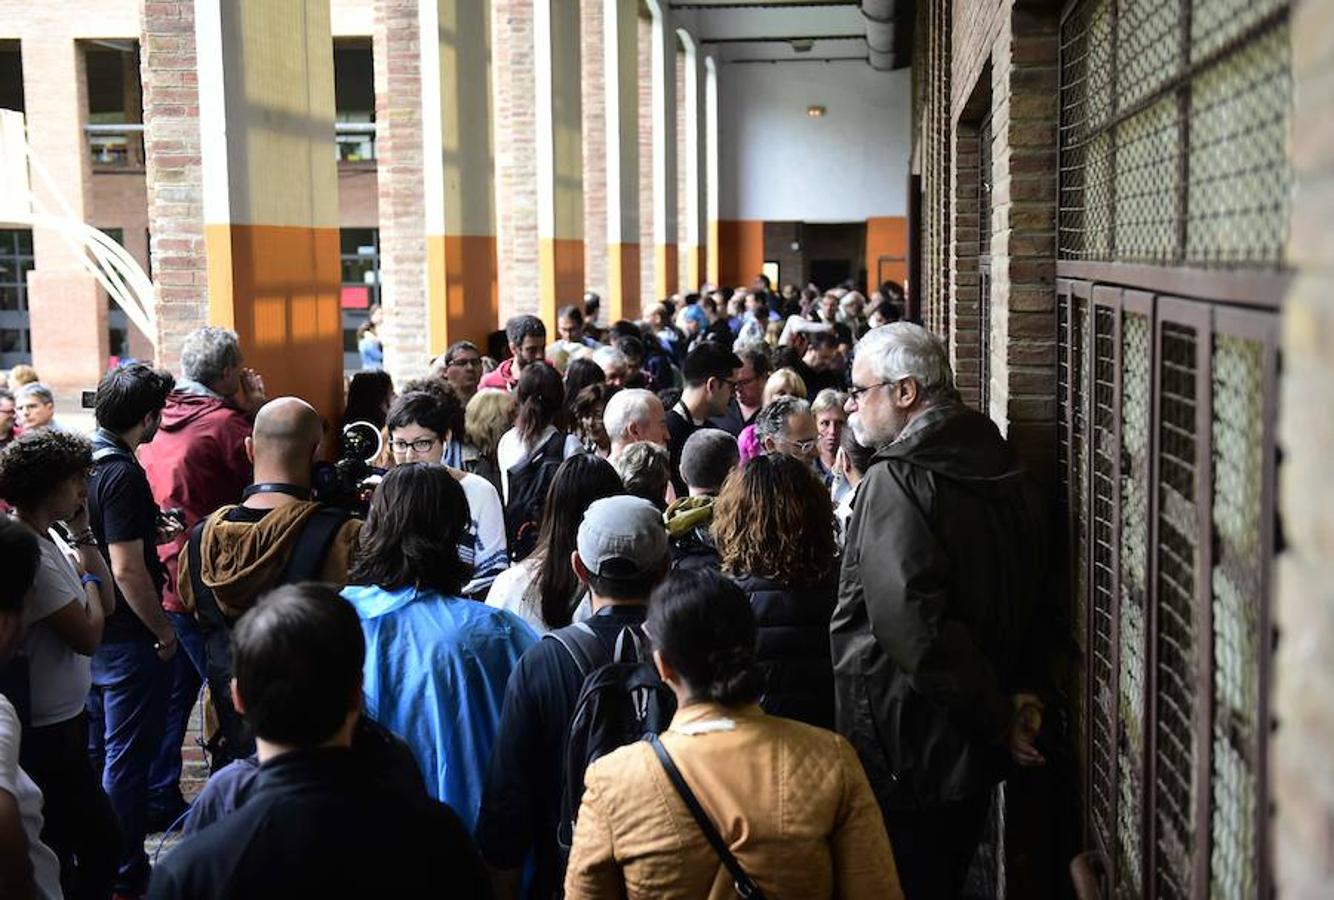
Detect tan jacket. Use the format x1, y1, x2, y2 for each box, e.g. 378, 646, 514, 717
564, 702, 903, 900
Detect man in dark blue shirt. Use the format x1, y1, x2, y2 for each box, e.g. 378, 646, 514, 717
86, 362, 178, 897
149, 584, 487, 899
475, 496, 670, 899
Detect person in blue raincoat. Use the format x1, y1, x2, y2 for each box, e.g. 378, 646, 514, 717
341, 463, 536, 831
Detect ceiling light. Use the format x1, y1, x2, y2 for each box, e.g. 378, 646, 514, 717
790, 39, 814, 53
807, 105, 826, 118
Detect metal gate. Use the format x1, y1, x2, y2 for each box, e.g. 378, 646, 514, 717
1057, 0, 1289, 895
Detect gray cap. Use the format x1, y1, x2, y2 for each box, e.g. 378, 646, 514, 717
576, 495, 668, 579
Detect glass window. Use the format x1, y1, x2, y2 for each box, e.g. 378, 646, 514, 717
0, 228, 33, 366
340, 228, 380, 372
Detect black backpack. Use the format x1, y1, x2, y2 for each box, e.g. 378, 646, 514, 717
503, 430, 568, 562
547, 621, 676, 861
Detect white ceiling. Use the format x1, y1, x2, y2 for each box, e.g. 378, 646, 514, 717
670, 1, 904, 67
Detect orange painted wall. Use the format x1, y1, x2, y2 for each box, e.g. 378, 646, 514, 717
716, 219, 764, 290
428, 234, 499, 355
607, 242, 640, 324
866, 216, 908, 290
205, 223, 343, 423
655, 244, 679, 300
539, 238, 585, 329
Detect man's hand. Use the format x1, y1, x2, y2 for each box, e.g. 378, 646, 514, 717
1007, 693, 1046, 768
155, 512, 184, 545
237, 367, 267, 414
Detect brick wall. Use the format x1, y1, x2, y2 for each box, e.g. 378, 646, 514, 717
581, 0, 608, 302
675, 45, 688, 294
140, 0, 206, 377
493, 0, 539, 320
1274, 1, 1334, 896
950, 118, 982, 409
373, 0, 429, 384
637, 10, 654, 313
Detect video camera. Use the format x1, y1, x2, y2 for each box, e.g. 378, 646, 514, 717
312, 420, 385, 516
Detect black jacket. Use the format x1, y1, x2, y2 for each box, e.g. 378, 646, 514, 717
831, 403, 1050, 811
734, 573, 838, 730
148, 748, 489, 900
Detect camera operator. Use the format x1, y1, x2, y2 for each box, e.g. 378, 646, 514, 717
179, 397, 362, 769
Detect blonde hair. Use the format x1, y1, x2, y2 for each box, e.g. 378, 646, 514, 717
762, 367, 808, 406
464, 388, 516, 457
8, 365, 38, 388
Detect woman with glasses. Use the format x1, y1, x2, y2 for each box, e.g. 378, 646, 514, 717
0, 430, 121, 898
564, 569, 901, 899
711, 453, 839, 729
385, 390, 509, 599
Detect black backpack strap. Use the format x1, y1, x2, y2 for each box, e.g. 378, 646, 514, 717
91, 445, 132, 465
279, 505, 351, 583
646, 733, 767, 900
542, 621, 606, 680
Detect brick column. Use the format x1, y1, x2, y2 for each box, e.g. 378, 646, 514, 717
637, 11, 655, 311
950, 118, 982, 409
22, 36, 106, 391
675, 44, 688, 294
421, 0, 499, 355
988, 6, 1058, 488
604, 0, 640, 322
535, 0, 584, 325
682, 36, 707, 290
140, 0, 206, 377
648, 1, 677, 301
492, 0, 540, 320
1274, 2, 1334, 896
581, 0, 609, 303
705, 53, 720, 286
195, 0, 343, 419
373, 0, 429, 384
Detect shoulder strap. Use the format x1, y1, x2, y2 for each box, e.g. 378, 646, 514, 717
186, 518, 223, 627
542, 621, 606, 680
279, 505, 351, 583
646, 733, 766, 900
91, 445, 132, 465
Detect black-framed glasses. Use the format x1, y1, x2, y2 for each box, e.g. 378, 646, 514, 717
785, 437, 818, 453
389, 437, 440, 454
447, 356, 482, 368
847, 380, 898, 403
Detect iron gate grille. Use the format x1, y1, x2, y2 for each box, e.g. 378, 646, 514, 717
1058, 0, 1292, 267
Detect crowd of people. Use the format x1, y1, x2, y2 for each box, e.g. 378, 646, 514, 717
0, 276, 1054, 900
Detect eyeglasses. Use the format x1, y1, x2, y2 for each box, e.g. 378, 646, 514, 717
784, 437, 818, 453
389, 437, 440, 454
847, 380, 899, 403
447, 356, 482, 368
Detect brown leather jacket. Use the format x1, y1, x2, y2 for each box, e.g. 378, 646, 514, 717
564, 702, 903, 900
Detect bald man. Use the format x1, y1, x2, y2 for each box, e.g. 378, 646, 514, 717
179, 397, 363, 767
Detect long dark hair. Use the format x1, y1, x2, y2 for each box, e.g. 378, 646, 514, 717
349, 463, 471, 596
343, 370, 395, 429
562, 358, 605, 417
647, 570, 763, 706
514, 362, 565, 445
534, 454, 624, 629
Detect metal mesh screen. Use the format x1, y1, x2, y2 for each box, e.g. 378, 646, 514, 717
1089, 305, 1119, 860
1116, 310, 1151, 898
1209, 333, 1264, 897
1059, 0, 1292, 266
1154, 321, 1201, 900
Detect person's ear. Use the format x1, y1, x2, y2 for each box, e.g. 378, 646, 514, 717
762, 435, 777, 454
898, 378, 920, 409
652, 648, 677, 686
230, 678, 246, 716
571, 551, 590, 586
244, 435, 255, 464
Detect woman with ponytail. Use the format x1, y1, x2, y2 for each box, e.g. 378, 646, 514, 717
564, 569, 903, 899
495, 362, 583, 503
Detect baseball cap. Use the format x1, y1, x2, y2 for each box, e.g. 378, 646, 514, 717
576, 496, 669, 579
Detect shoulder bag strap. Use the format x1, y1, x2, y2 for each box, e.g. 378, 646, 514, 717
646, 733, 767, 900
542, 622, 606, 679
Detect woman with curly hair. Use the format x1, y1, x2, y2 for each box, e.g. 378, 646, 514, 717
0, 430, 120, 897
711, 452, 839, 729
342, 463, 536, 830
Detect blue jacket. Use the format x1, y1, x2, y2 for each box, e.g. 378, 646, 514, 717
340, 585, 537, 831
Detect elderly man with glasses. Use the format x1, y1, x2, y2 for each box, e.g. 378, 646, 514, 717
432, 340, 484, 405
831, 322, 1053, 900
753, 395, 818, 467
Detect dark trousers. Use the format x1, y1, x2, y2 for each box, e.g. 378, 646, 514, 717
20, 713, 121, 900
883, 792, 991, 900
87, 638, 170, 895
147, 610, 206, 818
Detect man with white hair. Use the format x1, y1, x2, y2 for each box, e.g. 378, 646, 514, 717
602, 388, 668, 461
591, 345, 631, 388
831, 322, 1051, 900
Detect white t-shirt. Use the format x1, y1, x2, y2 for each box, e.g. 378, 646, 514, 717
0, 695, 63, 900
22, 529, 92, 727
484, 558, 546, 634
496, 426, 583, 503
458, 471, 509, 597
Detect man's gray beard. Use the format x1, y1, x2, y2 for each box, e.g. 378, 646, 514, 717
849, 412, 894, 448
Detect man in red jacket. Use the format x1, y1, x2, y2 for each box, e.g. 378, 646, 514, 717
138, 325, 266, 826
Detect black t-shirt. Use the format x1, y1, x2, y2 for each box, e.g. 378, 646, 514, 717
665, 404, 704, 498
89, 437, 166, 644
707, 396, 756, 437
474, 605, 649, 900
